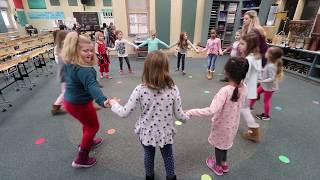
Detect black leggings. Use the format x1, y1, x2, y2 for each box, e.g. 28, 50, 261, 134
177, 52, 186, 71
119, 57, 131, 70
215, 148, 227, 166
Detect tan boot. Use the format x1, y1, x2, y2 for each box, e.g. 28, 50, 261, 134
51, 105, 66, 116
207, 71, 213, 80
243, 127, 260, 143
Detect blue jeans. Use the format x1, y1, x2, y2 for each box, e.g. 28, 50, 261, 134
143, 144, 175, 177
207, 54, 218, 71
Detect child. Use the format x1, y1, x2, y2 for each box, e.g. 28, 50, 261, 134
238, 32, 262, 142
138, 30, 170, 53
250, 47, 284, 120
220, 30, 242, 82
109, 51, 189, 180
201, 29, 223, 80
186, 57, 249, 176
169, 32, 199, 75
51, 30, 69, 115
108, 30, 138, 75
95, 31, 112, 79
61, 32, 110, 168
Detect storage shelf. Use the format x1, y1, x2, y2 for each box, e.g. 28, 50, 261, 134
241, 7, 260, 11
315, 65, 320, 68
282, 56, 312, 66
308, 76, 320, 83
284, 68, 308, 77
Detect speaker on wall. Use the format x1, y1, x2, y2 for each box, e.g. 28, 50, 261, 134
81, 0, 87, 5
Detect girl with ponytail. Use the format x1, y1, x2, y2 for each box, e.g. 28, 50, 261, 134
186, 57, 248, 176
61, 32, 110, 168
250, 47, 284, 121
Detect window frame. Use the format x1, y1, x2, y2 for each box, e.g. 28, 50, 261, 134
126, 0, 150, 36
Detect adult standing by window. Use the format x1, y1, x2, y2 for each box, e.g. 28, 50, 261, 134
242, 10, 268, 67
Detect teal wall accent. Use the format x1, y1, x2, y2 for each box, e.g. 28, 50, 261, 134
201, 0, 212, 46
0, 13, 8, 33
155, 0, 171, 47
181, 0, 197, 43
27, 0, 47, 9
16, 11, 28, 27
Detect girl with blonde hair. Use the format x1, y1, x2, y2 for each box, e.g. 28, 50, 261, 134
61, 32, 110, 168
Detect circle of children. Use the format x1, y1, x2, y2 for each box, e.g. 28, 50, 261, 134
51, 10, 284, 180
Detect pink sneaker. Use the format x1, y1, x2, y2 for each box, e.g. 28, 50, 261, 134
206, 157, 223, 176
119, 70, 124, 75
222, 162, 230, 173
106, 75, 112, 79
128, 70, 134, 74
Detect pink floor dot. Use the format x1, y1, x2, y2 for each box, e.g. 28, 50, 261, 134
35, 137, 45, 145
107, 129, 116, 135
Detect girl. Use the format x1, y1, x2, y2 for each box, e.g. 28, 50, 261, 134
108, 30, 138, 75
250, 47, 284, 121
138, 30, 170, 53
61, 32, 110, 168
95, 31, 112, 79
109, 51, 189, 180
186, 57, 249, 176
220, 30, 242, 82
201, 29, 223, 80
169, 32, 199, 75
239, 32, 262, 142
242, 10, 268, 67
51, 30, 69, 115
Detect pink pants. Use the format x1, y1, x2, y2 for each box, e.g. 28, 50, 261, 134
249, 86, 274, 116
54, 83, 65, 106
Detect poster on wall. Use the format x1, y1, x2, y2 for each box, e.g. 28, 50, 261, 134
28, 11, 65, 20
27, 0, 46, 9
100, 7, 114, 26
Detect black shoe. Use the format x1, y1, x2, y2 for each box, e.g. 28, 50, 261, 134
146, 175, 155, 180
167, 175, 177, 180
219, 78, 229, 82
255, 113, 270, 121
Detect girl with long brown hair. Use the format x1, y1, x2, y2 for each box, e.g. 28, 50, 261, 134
109, 51, 189, 180
169, 32, 199, 75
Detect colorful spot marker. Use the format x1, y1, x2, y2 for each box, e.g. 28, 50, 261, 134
278, 155, 290, 164
312, 100, 319, 105
107, 129, 116, 135
35, 137, 45, 145
201, 174, 212, 180
188, 75, 193, 79
204, 90, 210, 94
117, 81, 122, 84
175, 121, 183, 126
217, 73, 223, 76
274, 106, 282, 111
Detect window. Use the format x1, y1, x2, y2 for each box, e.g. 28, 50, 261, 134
127, 0, 149, 35
103, 0, 112, 6
86, 0, 95, 6
1, 9, 12, 28
50, 0, 60, 6
68, 0, 78, 6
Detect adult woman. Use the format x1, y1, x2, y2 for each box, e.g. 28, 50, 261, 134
242, 10, 268, 67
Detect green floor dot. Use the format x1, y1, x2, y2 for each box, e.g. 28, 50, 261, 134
278, 155, 290, 164
175, 121, 183, 126
204, 90, 210, 94
188, 75, 193, 79
201, 174, 212, 180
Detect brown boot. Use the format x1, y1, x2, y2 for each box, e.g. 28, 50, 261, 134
207, 71, 213, 80
244, 127, 261, 143
51, 105, 66, 116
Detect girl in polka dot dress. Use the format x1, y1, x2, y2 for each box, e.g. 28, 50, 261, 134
186, 57, 249, 176
109, 51, 189, 180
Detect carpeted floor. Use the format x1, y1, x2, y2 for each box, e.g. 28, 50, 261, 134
0, 55, 319, 180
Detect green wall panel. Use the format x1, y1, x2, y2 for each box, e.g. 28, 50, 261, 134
27, 0, 46, 9
103, 0, 112, 6
155, 0, 171, 47
16, 11, 28, 26
68, 0, 78, 6
50, 0, 60, 6
181, 0, 197, 43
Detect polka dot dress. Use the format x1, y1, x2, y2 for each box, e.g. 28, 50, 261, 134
111, 84, 189, 147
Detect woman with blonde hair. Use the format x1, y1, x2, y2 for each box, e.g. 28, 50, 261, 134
242, 10, 268, 67
61, 32, 110, 168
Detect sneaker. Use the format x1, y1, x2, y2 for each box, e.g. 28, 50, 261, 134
72, 157, 97, 168
182, 71, 186, 75
91, 137, 103, 149
221, 162, 229, 173
206, 157, 223, 176
175, 68, 179, 72
106, 75, 112, 79
129, 70, 134, 74
256, 113, 270, 121
119, 70, 124, 75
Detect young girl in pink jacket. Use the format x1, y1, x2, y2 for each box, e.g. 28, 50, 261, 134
186, 57, 249, 176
